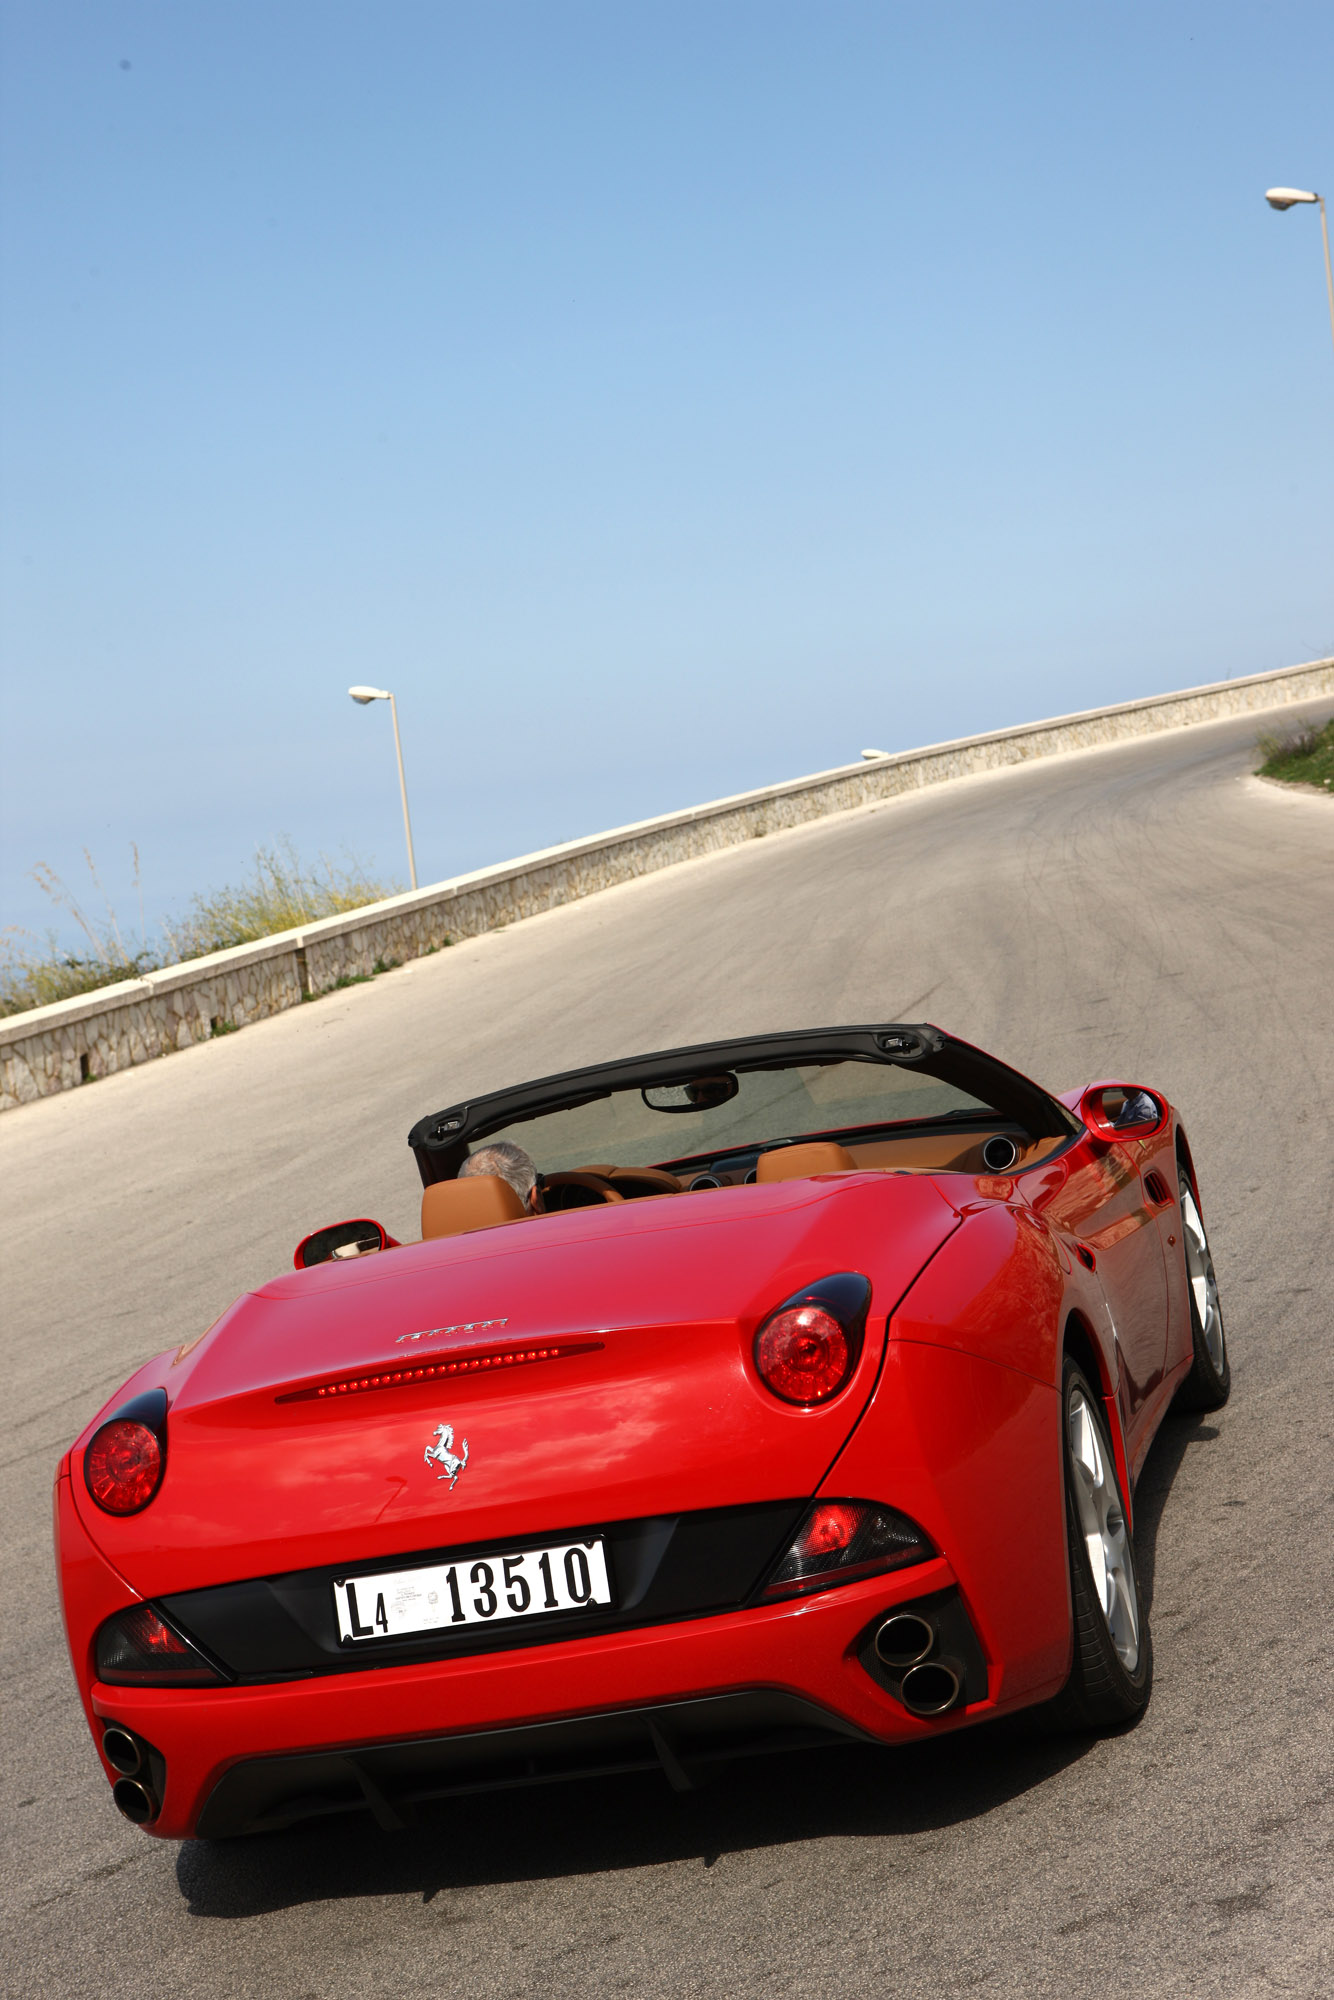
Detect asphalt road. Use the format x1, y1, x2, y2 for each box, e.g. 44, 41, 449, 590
2, 699, 1331, 2000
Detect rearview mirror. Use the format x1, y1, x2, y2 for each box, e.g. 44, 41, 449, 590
1079, 1085, 1167, 1143
294, 1219, 395, 1269
642, 1073, 739, 1113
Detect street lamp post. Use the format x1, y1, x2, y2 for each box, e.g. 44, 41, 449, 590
348, 686, 418, 891
1265, 187, 1334, 359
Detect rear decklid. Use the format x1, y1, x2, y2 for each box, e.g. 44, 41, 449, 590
77, 1175, 960, 1595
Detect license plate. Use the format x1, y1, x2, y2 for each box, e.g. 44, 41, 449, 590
333, 1537, 612, 1643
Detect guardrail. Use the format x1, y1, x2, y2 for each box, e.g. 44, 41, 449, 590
4, 656, 1330, 1111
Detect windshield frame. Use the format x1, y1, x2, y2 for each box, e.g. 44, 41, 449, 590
408, 1023, 1078, 1185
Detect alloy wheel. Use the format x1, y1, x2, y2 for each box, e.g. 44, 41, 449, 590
1179, 1179, 1226, 1373
1066, 1386, 1140, 1671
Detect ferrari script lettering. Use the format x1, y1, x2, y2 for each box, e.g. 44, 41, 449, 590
397, 1316, 508, 1346
424, 1421, 469, 1486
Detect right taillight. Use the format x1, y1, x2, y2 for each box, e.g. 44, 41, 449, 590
761, 1499, 934, 1600
95, 1605, 225, 1687
83, 1389, 167, 1516
752, 1273, 870, 1405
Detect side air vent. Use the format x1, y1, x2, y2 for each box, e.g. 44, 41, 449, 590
1143, 1171, 1174, 1207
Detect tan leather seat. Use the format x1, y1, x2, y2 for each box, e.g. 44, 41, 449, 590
421, 1175, 527, 1240
755, 1141, 856, 1183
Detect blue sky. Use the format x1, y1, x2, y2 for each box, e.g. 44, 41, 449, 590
2, 1, 1331, 946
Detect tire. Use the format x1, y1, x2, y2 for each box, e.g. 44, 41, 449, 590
1171, 1165, 1231, 1412
1048, 1359, 1152, 1732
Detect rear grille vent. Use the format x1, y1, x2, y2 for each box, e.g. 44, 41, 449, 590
276, 1340, 603, 1405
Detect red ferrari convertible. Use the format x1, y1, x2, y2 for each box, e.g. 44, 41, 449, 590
56, 1024, 1229, 1839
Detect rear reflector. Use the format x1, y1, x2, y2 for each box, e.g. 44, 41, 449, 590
276, 1339, 604, 1404
96, 1605, 225, 1686
761, 1499, 933, 1600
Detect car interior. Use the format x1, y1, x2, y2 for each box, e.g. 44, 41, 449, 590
298, 1032, 1080, 1261
416, 1122, 1066, 1241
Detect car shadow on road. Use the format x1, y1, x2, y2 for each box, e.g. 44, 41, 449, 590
176, 1719, 1095, 1920
1129, 1409, 1221, 1616
175, 1409, 1225, 1923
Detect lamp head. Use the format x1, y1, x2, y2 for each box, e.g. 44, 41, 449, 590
1265, 187, 1320, 211
349, 685, 391, 704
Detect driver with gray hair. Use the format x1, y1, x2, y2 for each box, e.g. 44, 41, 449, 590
459, 1140, 539, 1212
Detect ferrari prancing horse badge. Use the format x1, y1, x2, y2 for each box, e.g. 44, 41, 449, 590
424, 1422, 469, 1487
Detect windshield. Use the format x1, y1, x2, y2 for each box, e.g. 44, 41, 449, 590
479, 1058, 995, 1173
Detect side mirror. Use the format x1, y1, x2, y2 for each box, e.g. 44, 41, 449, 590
1079, 1084, 1167, 1143
294, 1219, 397, 1269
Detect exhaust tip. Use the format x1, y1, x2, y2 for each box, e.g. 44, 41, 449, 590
899, 1660, 962, 1717
112, 1778, 158, 1825
101, 1726, 142, 1777
874, 1612, 935, 1668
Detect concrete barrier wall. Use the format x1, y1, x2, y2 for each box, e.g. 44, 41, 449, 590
4, 656, 1330, 1112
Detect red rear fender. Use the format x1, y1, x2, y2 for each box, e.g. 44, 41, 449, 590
884, 1203, 1068, 1383
820, 1339, 1068, 1704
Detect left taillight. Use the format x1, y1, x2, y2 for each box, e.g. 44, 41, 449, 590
95, 1604, 225, 1687
752, 1273, 871, 1406
83, 1388, 167, 1516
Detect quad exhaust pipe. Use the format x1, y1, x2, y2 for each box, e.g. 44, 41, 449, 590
113, 1778, 159, 1824
874, 1613, 935, 1668
873, 1612, 963, 1717
103, 1726, 160, 1823
101, 1725, 143, 1776
898, 1660, 962, 1716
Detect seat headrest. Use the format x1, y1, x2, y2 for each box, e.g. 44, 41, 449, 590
754, 1141, 856, 1183
421, 1175, 527, 1240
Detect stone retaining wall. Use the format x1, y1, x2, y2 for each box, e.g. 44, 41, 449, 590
4, 656, 1330, 1111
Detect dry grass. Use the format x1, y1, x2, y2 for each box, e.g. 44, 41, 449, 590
1, 843, 395, 1019
162, 843, 392, 959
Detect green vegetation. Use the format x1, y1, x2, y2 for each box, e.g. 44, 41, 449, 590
1256, 717, 1334, 792
1, 843, 396, 1020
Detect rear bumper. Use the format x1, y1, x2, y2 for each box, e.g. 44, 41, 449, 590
88, 1554, 1059, 1839
194, 1689, 872, 1837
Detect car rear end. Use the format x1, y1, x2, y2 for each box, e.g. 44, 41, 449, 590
57, 1173, 1072, 1838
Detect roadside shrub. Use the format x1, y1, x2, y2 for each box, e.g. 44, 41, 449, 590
0, 936, 158, 1015
1, 843, 395, 1020
1256, 717, 1334, 791
0, 851, 159, 1016
162, 843, 392, 959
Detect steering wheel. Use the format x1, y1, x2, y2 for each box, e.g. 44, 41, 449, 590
606, 1167, 684, 1196
538, 1171, 625, 1212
